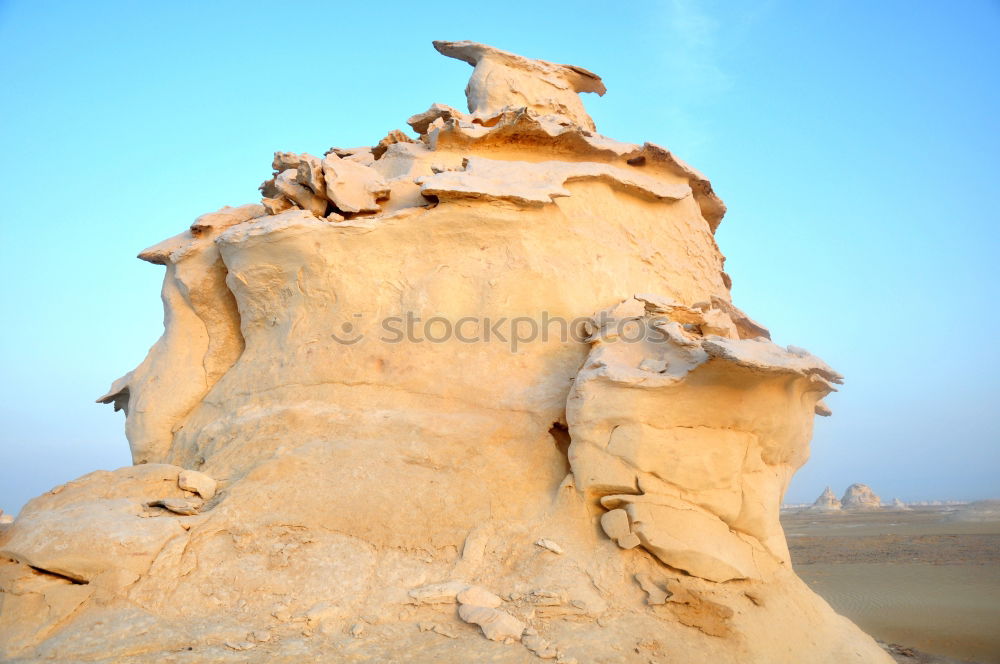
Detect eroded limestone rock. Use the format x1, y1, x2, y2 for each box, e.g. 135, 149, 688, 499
321, 153, 390, 214
0, 465, 189, 583
418, 156, 691, 206
810, 486, 842, 511
177, 469, 217, 500
842, 483, 882, 510
2, 40, 895, 664
433, 40, 606, 131
457, 604, 524, 643
568, 295, 842, 577
96, 204, 260, 463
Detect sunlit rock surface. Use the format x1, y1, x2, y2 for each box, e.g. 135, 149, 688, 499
0, 41, 891, 663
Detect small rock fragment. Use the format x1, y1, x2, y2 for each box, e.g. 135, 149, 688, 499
272, 151, 301, 172
700, 308, 739, 339
372, 129, 415, 159
262, 196, 293, 215
325, 146, 375, 166
535, 539, 564, 555
600, 508, 630, 540
178, 469, 217, 500
407, 103, 465, 135
638, 358, 668, 373
408, 580, 468, 605
457, 585, 502, 608
458, 604, 524, 642
321, 154, 390, 214
350, 622, 364, 638
617, 533, 641, 549
147, 498, 201, 516
275, 169, 328, 218
522, 628, 559, 658
295, 154, 326, 195
635, 573, 670, 605
259, 178, 280, 199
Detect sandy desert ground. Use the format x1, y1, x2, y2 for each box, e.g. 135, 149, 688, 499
782, 502, 1000, 664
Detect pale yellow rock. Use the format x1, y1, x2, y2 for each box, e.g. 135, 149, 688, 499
634, 573, 669, 605
433, 40, 606, 131
371, 129, 415, 160
457, 585, 503, 608
320, 153, 390, 214
407, 103, 468, 135
569, 296, 843, 570
457, 604, 524, 642
95, 204, 257, 463
522, 630, 558, 658
177, 469, 217, 500
2, 40, 895, 664
275, 169, 327, 217
327, 145, 375, 166
535, 538, 564, 555
600, 508, 629, 539
419, 156, 691, 206
294, 153, 325, 195
408, 580, 468, 605
148, 497, 202, 515
0, 465, 189, 583
261, 195, 292, 215
272, 151, 301, 172
626, 497, 758, 583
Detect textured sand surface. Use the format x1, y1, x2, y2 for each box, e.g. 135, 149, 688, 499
783, 507, 1000, 663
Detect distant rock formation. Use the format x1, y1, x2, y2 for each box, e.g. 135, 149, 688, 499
810, 486, 842, 511
885, 498, 910, 511
841, 483, 882, 510
0, 41, 891, 663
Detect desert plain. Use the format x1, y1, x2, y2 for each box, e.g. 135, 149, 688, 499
783, 501, 1000, 664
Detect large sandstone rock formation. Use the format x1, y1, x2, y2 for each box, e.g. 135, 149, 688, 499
842, 483, 883, 510
0, 42, 892, 663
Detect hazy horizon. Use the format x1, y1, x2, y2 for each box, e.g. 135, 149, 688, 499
2, 1, 998, 515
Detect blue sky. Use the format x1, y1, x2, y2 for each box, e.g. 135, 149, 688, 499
1, 1, 997, 513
